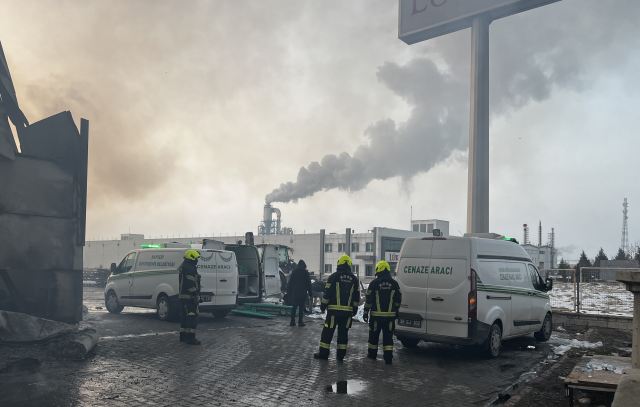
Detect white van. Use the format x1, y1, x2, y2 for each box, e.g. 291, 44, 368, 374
104, 246, 239, 320
394, 234, 553, 357
204, 240, 282, 303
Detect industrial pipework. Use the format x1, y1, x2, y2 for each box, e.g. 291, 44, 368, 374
258, 203, 285, 235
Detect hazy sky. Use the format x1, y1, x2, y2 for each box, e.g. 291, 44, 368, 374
2, 0, 639, 261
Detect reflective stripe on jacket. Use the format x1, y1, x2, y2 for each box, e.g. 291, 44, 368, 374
364, 271, 402, 320
322, 264, 360, 316
179, 259, 201, 300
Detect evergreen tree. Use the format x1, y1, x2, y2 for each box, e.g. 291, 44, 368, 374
593, 248, 608, 267
575, 251, 592, 281
558, 258, 571, 282
614, 248, 629, 260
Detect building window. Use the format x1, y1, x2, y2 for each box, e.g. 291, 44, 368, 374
353, 264, 359, 276
365, 265, 373, 276
366, 242, 373, 252
427, 224, 434, 233
420, 224, 426, 233
413, 224, 419, 232
325, 264, 332, 274
352, 243, 359, 253
338, 243, 346, 252
325, 243, 332, 252
384, 239, 403, 252
540, 250, 545, 254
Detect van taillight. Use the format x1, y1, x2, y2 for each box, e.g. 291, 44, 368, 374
468, 268, 477, 319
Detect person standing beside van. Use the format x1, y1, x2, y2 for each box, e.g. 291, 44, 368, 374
179, 250, 202, 345
287, 260, 313, 327
314, 255, 360, 361
363, 261, 402, 364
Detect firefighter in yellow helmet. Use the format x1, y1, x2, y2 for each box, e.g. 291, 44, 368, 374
314, 254, 360, 361
363, 260, 402, 364
179, 249, 202, 345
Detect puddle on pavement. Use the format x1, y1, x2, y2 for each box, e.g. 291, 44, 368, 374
325, 380, 366, 394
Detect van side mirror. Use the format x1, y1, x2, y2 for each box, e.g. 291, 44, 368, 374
545, 278, 553, 291
110, 263, 117, 274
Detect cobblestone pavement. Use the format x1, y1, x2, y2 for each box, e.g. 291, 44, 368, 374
0, 288, 556, 406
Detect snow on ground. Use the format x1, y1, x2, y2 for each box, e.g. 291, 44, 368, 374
548, 335, 603, 355
549, 282, 633, 317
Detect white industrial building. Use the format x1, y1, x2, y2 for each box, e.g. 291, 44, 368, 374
521, 244, 557, 270
84, 226, 444, 282
411, 219, 449, 235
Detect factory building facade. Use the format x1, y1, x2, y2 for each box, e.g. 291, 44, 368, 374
84, 227, 440, 282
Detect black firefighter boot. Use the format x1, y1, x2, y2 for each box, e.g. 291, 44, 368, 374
298, 317, 306, 327
185, 333, 201, 345
313, 348, 329, 360
179, 332, 186, 342
367, 349, 377, 360
290, 319, 296, 326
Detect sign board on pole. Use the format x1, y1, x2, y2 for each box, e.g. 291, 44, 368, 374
399, 0, 561, 44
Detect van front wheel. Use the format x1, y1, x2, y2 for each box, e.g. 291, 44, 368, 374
398, 337, 420, 348
485, 323, 502, 358
157, 295, 172, 321
105, 291, 124, 314
534, 313, 552, 342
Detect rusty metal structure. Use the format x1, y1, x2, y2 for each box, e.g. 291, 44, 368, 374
0, 40, 88, 323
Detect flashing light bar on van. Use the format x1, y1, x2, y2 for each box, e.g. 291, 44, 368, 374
503, 238, 519, 244
141, 244, 162, 248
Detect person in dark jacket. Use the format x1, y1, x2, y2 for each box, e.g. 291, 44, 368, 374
363, 260, 402, 364
311, 278, 325, 308
314, 255, 360, 361
179, 250, 202, 345
287, 260, 312, 327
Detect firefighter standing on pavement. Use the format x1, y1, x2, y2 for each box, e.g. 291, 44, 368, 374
314, 255, 360, 361
363, 260, 402, 364
179, 249, 202, 345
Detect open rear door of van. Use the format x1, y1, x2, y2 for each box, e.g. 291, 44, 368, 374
262, 245, 282, 298
214, 251, 238, 307
425, 238, 470, 338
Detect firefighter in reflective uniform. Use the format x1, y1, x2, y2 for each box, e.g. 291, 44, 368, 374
314, 255, 360, 361
179, 249, 202, 345
363, 260, 402, 364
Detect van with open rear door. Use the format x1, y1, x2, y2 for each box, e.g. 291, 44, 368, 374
394, 234, 554, 357
203, 239, 282, 304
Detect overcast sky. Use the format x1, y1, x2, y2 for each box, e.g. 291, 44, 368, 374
2, 0, 639, 261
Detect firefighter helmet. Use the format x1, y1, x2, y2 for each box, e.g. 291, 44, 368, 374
184, 250, 201, 261
375, 260, 391, 273
337, 254, 352, 267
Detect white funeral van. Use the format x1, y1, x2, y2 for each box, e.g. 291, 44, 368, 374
104, 245, 239, 320
394, 234, 553, 357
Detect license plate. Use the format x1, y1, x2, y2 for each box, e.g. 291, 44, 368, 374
398, 318, 422, 328
201, 296, 211, 303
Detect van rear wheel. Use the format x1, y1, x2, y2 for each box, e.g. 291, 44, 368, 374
157, 295, 172, 321
105, 291, 124, 314
484, 324, 502, 358
212, 310, 229, 319
534, 313, 552, 342
398, 337, 420, 348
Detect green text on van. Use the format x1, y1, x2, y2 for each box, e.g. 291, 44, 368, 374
403, 265, 453, 275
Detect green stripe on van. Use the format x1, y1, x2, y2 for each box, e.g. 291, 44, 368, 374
477, 283, 550, 299
107, 268, 180, 282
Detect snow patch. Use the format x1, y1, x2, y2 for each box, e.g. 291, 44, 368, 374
548, 335, 603, 355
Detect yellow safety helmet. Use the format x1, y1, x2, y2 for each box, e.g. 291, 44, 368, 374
376, 260, 391, 273
337, 254, 352, 267
184, 250, 201, 261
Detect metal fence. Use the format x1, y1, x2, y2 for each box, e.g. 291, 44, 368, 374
540, 268, 637, 315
